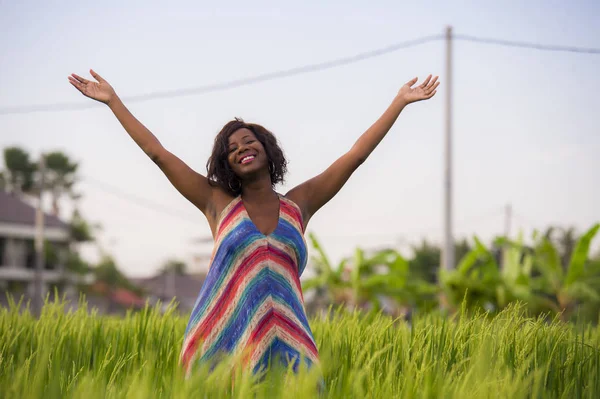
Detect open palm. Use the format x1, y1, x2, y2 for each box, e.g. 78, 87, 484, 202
68, 70, 115, 104
398, 75, 439, 104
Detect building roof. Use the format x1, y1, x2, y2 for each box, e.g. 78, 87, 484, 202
0, 190, 68, 229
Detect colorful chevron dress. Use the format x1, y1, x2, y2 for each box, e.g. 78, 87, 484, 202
180, 194, 320, 376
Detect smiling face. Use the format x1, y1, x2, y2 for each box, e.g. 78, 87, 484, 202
227, 128, 269, 179
206, 118, 288, 196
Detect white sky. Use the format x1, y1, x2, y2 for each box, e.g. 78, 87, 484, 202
1, 1, 599, 277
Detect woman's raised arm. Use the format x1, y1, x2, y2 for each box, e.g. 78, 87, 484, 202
286, 75, 439, 228
68, 70, 215, 215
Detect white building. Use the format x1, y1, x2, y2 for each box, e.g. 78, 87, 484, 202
0, 190, 70, 298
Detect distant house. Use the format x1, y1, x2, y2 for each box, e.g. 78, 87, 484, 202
133, 271, 206, 313
0, 191, 70, 299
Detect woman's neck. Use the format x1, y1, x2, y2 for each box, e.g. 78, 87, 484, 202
240, 174, 276, 202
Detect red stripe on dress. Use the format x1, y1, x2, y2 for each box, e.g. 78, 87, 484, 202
280, 199, 304, 232
190, 248, 269, 339
216, 200, 244, 238
247, 310, 318, 358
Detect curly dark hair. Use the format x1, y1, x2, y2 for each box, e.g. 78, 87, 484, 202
206, 118, 288, 196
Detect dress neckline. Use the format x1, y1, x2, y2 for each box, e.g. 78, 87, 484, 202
240, 193, 282, 237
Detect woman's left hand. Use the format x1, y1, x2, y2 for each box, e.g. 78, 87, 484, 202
396, 75, 440, 104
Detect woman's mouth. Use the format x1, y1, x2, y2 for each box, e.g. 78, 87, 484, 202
239, 155, 255, 165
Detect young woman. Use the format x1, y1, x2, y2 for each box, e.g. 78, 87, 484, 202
68, 70, 439, 376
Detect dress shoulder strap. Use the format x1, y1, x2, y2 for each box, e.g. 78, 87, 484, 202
278, 195, 306, 234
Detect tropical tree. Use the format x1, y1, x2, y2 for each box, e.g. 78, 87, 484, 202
302, 233, 437, 315
532, 223, 600, 321
409, 239, 472, 283
352, 247, 438, 313
94, 254, 141, 294
440, 223, 600, 321
1, 147, 37, 196
543, 226, 579, 273
439, 237, 504, 312
161, 259, 188, 275
302, 233, 348, 312
44, 151, 79, 217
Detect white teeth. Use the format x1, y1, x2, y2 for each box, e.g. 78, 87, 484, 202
240, 155, 255, 164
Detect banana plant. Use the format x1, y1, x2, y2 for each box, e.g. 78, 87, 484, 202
531, 223, 600, 321
493, 233, 555, 314
302, 233, 437, 313
301, 233, 349, 307
354, 247, 438, 310
439, 236, 503, 311
440, 223, 600, 320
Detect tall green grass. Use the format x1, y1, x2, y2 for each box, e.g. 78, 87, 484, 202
1, 297, 599, 398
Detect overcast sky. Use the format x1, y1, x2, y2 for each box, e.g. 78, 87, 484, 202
1, 1, 599, 277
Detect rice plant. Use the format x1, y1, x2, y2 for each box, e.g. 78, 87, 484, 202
1, 297, 599, 398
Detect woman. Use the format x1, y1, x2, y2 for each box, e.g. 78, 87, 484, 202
68, 70, 439, 377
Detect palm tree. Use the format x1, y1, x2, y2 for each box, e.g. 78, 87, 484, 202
1, 147, 37, 196
44, 151, 79, 217
557, 227, 578, 270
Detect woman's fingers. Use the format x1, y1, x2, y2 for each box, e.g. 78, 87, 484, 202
71, 73, 89, 84
423, 76, 438, 92
68, 76, 92, 97
405, 77, 418, 87
428, 76, 438, 89
419, 74, 432, 88
90, 69, 105, 83
426, 81, 440, 94
68, 76, 85, 91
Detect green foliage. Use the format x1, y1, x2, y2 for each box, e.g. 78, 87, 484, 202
409, 239, 472, 283
160, 259, 187, 275
94, 255, 141, 295
43, 151, 79, 216
303, 233, 437, 313
66, 250, 91, 275
2, 146, 37, 194
1, 300, 599, 398
69, 210, 97, 243
441, 223, 600, 322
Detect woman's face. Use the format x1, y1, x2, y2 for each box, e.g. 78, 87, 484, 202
227, 128, 269, 179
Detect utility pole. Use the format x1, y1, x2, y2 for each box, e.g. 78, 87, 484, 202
33, 154, 46, 316
504, 204, 512, 239
442, 26, 455, 271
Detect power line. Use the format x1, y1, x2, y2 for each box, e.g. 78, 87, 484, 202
81, 175, 201, 224
0, 34, 444, 115
0, 32, 597, 117
455, 34, 600, 54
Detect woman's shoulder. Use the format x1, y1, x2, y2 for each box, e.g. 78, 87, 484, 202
206, 188, 238, 234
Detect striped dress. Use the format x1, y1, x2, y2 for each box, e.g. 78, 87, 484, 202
180, 194, 320, 376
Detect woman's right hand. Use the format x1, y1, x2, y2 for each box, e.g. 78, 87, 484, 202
68, 69, 116, 105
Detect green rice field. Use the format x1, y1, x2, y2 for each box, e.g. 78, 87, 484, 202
1, 298, 599, 398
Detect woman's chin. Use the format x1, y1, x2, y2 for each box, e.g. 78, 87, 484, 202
236, 163, 268, 178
